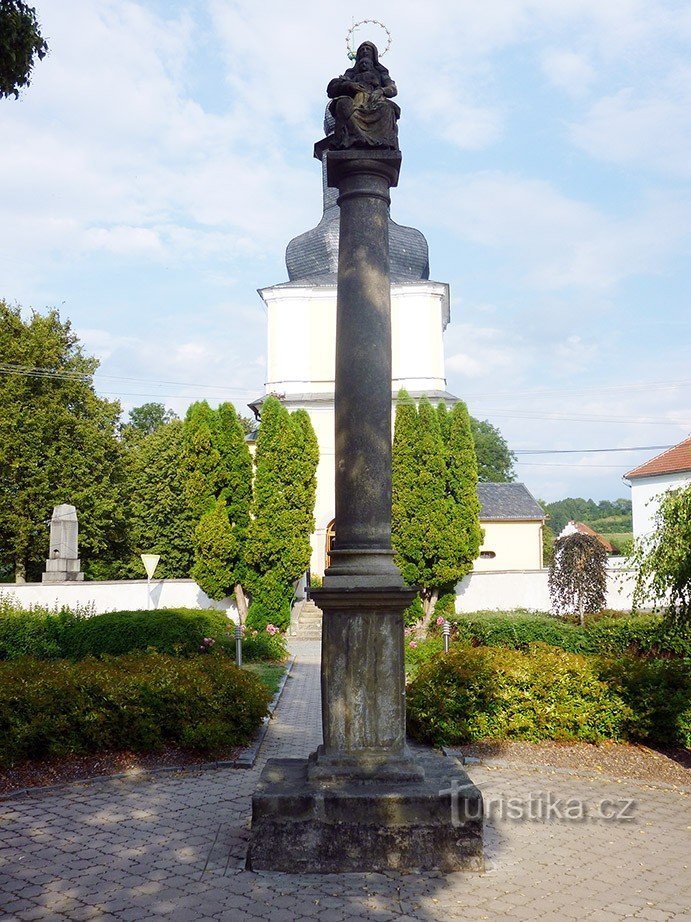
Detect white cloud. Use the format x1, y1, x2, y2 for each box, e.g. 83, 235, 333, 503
541, 49, 596, 97
405, 171, 691, 291
570, 75, 691, 178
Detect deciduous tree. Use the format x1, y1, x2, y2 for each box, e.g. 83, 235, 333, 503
633, 483, 691, 625
0, 1, 47, 99
0, 302, 126, 581
549, 533, 607, 625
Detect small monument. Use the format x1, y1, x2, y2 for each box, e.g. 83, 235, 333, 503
42, 504, 84, 582
247, 30, 483, 874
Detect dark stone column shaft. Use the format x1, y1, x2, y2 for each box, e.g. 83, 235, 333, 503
324, 151, 403, 584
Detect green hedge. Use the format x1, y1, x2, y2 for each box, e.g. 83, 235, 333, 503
0, 654, 272, 766
0, 605, 287, 662
407, 644, 630, 746
406, 644, 690, 748
450, 612, 691, 659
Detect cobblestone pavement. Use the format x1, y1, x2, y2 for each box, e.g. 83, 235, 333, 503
1, 640, 689, 921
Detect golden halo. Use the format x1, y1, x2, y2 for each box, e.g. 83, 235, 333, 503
346, 20, 392, 60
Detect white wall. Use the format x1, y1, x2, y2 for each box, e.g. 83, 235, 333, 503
630, 471, 691, 540
0, 579, 239, 620
454, 568, 637, 613
474, 521, 543, 572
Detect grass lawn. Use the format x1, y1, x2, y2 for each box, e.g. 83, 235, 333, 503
243, 662, 287, 695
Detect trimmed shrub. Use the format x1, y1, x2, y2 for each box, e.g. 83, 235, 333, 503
0, 654, 271, 766
451, 612, 691, 659
598, 657, 691, 748
0, 605, 287, 662
406, 644, 631, 746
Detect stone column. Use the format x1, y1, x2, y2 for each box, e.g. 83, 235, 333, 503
325, 150, 403, 582
309, 150, 417, 777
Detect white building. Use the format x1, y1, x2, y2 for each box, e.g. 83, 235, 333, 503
624, 436, 691, 540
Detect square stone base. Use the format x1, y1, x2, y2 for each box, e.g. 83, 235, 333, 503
247, 748, 484, 874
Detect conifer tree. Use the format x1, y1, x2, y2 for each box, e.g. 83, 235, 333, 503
181, 401, 253, 610
245, 397, 319, 629
191, 497, 237, 601
120, 419, 195, 578
392, 391, 482, 629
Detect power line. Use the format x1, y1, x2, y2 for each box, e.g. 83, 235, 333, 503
514, 444, 674, 455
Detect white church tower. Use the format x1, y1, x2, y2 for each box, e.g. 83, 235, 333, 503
249, 110, 458, 575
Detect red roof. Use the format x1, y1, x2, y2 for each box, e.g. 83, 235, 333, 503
567, 522, 614, 553
625, 436, 691, 480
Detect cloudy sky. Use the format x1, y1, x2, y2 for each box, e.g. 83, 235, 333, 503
2, 0, 690, 502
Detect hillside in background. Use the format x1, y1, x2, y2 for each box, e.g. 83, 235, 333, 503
542, 498, 632, 543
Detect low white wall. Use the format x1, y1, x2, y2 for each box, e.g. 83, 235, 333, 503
455, 568, 636, 614
0, 579, 238, 621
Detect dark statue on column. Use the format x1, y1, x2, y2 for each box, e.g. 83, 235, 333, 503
327, 42, 400, 151
247, 39, 484, 875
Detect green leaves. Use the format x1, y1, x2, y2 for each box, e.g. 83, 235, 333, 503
0, 0, 48, 100
0, 302, 126, 580
633, 483, 691, 625
244, 397, 319, 629
392, 392, 482, 617
549, 533, 608, 621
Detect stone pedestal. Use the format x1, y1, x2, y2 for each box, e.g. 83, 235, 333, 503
42, 558, 84, 583
247, 748, 484, 874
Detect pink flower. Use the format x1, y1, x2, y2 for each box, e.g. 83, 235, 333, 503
436, 616, 445, 626
409, 641, 417, 649
266, 624, 279, 636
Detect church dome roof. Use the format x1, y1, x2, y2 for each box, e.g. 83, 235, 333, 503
285, 108, 430, 284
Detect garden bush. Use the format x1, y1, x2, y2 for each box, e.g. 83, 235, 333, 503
406, 641, 691, 748
0, 603, 287, 662
451, 611, 691, 659
598, 656, 690, 748
407, 644, 631, 746
0, 654, 272, 766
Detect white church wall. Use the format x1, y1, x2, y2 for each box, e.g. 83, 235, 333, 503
454, 568, 636, 613
0, 579, 239, 619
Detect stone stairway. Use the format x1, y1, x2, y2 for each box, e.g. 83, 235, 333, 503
290, 599, 323, 640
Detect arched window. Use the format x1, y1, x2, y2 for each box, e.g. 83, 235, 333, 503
325, 519, 336, 570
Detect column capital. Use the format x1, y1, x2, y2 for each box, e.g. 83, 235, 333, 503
326, 149, 402, 190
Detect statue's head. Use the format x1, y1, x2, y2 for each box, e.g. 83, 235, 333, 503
355, 41, 378, 67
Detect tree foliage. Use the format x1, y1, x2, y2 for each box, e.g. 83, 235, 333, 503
0, 302, 126, 581
118, 419, 194, 578
244, 397, 319, 629
548, 533, 607, 624
470, 417, 515, 483
125, 402, 178, 437
0, 0, 48, 99
392, 392, 482, 626
181, 401, 253, 602
632, 484, 691, 625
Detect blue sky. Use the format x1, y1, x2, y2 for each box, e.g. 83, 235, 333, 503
2, 0, 690, 502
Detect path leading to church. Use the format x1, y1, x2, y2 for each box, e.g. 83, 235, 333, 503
1, 640, 689, 921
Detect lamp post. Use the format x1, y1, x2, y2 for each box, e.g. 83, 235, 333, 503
140, 554, 160, 611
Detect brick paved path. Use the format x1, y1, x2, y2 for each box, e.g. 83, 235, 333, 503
1, 641, 689, 921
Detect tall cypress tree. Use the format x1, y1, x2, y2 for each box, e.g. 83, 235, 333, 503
392, 391, 482, 629
244, 397, 319, 629
121, 419, 195, 578
182, 401, 253, 608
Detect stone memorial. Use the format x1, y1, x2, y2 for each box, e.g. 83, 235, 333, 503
42, 504, 84, 582
247, 37, 483, 874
